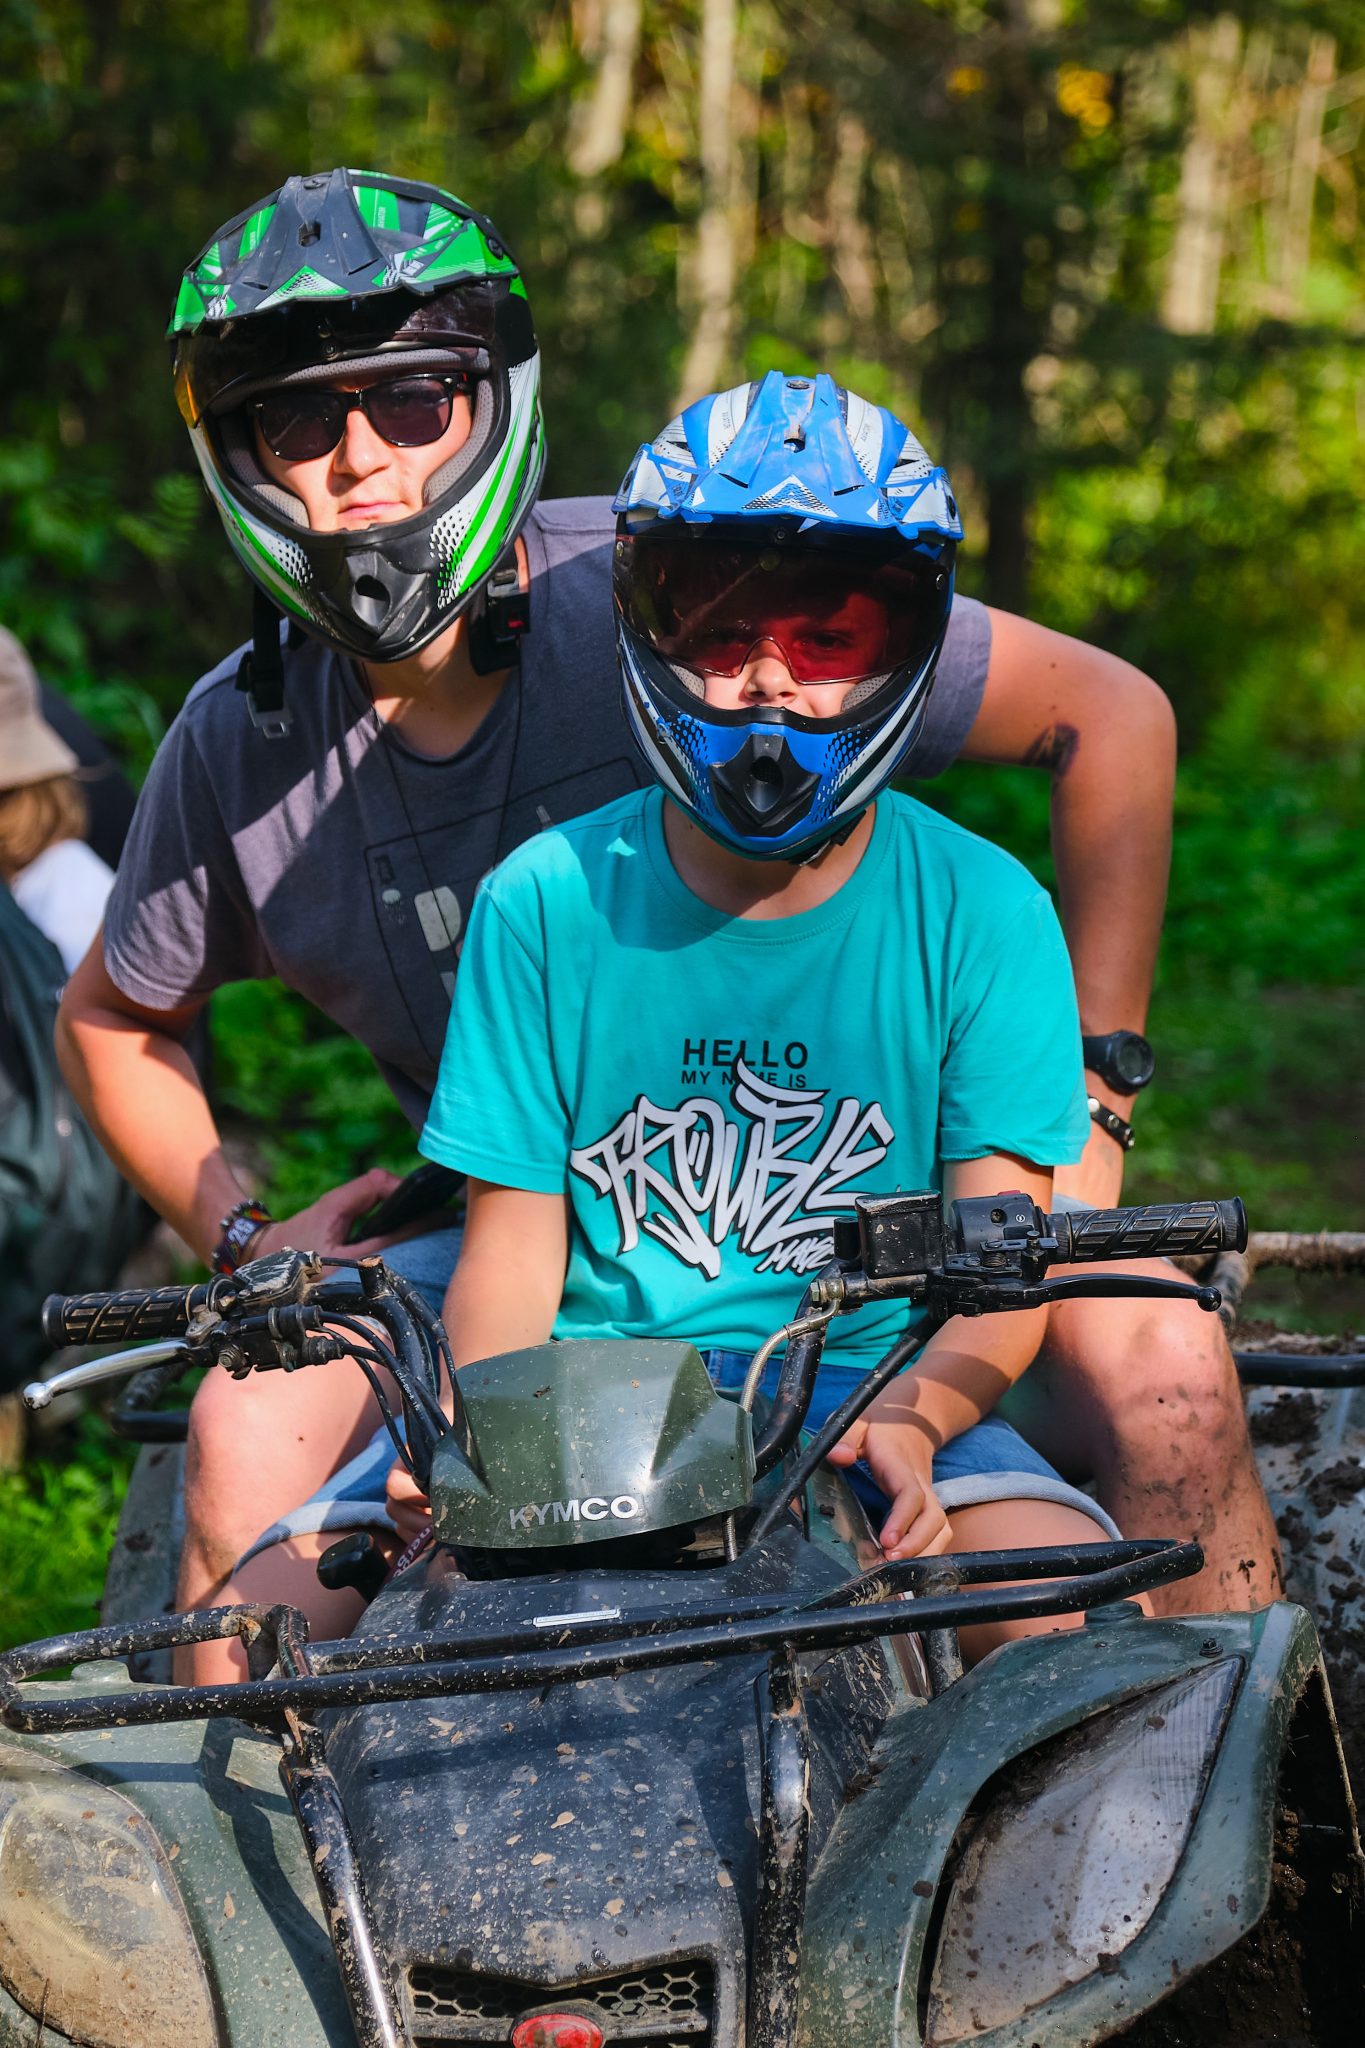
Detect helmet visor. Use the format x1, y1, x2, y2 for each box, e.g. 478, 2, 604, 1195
615, 529, 948, 686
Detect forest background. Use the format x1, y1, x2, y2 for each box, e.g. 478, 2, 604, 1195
1, 0, 1363, 1640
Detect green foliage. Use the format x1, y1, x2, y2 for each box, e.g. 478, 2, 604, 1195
1030, 346, 1365, 752
3, 1, 1361, 754
211, 980, 417, 1214
921, 748, 1365, 1235
0, 1420, 134, 1646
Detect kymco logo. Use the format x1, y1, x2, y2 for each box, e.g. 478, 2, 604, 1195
509, 1495, 642, 1532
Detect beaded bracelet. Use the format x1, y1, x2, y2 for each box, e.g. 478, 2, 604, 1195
212, 1196, 273, 1274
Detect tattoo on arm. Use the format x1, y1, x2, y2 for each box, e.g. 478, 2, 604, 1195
1023, 722, 1080, 778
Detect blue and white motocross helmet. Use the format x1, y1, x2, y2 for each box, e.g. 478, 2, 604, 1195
613, 370, 962, 860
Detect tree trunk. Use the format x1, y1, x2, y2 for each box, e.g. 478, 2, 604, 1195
1276, 32, 1336, 314
974, 11, 1052, 618
676, 0, 738, 407
775, 78, 816, 331
1161, 14, 1244, 336
567, 0, 642, 180
827, 111, 877, 336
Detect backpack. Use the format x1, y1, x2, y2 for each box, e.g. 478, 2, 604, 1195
0, 884, 150, 1393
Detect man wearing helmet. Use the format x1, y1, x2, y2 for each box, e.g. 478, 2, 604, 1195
57, 174, 1278, 1631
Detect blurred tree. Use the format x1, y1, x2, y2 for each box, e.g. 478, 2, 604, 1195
0, 0, 1360, 756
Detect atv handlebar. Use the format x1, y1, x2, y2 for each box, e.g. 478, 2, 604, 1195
34, 1251, 457, 1491
40, 1277, 236, 1349
1047, 1198, 1247, 1266
37, 1194, 1245, 1506
753, 1190, 1241, 1479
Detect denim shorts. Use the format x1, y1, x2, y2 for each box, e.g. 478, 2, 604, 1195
703, 1350, 1115, 1536
237, 1222, 1116, 1564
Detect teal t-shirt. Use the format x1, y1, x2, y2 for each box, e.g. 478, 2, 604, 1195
420, 788, 1088, 1370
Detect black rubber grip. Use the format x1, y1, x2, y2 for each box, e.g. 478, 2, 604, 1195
1051, 1198, 1247, 1265
41, 1279, 228, 1349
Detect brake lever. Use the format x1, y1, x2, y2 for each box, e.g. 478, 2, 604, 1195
24, 1338, 196, 1410
924, 1272, 1223, 1319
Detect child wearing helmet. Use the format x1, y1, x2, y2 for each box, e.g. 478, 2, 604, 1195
208, 373, 1138, 1674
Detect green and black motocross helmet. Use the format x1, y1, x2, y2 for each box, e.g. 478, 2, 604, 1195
169, 167, 545, 664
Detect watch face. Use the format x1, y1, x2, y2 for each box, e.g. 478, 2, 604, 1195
1115, 1033, 1155, 1089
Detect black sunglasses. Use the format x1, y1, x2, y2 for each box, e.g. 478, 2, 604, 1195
249, 372, 472, 463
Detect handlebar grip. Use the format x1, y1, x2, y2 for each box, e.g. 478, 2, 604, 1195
41, 1279, 227, 1350
1050, 1199, 1247, 1266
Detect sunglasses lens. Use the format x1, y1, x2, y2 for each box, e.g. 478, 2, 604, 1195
254, 391, 344, 462
364, 377, 456, 447
252, 376, 463, 460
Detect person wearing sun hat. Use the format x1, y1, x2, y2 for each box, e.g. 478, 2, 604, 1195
0, 625, 115, 973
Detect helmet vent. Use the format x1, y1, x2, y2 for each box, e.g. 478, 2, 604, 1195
742, 477, 826, 515
352, 574, 392, 629
747, 756, 784, 813
709, 732, 820, 839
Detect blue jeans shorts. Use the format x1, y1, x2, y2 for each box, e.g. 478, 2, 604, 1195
703, 1349, 1115, 1536
238, 1221, 1116, 1566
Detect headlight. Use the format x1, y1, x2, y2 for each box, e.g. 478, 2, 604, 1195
0, 1745, 218, 2048
925, 1658, 1241, 2044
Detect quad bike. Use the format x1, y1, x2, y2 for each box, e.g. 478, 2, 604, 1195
1, 1191, 1362, 2048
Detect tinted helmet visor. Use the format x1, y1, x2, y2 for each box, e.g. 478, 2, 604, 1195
615, 527, 948, 686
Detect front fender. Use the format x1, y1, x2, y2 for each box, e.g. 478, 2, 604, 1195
0, 1663, 349, 2048
800, 1599, 1354, 2048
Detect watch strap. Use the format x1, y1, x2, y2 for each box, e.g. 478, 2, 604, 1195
1087, 1096, 1135, 1152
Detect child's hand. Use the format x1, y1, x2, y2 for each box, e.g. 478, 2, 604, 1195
386, 1458, 433, 1547
827, 1417, 951, 1559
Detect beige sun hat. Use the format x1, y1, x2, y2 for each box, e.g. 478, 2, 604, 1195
0, 626, 79, 791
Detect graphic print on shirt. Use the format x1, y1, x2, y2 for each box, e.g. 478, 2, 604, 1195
570, 1058, 894, 1280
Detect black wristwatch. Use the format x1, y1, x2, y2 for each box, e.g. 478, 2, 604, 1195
1081, 1030, 1155, 1094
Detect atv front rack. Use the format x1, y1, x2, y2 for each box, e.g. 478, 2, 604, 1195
0, 1538, 1199, 1731
1, 1539, 1199, 2048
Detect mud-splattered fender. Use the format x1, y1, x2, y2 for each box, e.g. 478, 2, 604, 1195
797, 1600, 1346, 2048
0, 1663, 351, 2048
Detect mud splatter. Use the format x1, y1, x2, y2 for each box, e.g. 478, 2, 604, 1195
1306, 1458, 1364, 1516
1248, 1391, 1321, 1450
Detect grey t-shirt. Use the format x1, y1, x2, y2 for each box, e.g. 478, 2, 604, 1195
104, 496, 991, 1128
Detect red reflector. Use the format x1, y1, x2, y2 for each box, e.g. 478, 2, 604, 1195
510, 2017, 604, 2048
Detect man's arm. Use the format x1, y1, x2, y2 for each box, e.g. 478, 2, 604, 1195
57, 934, 403, 1264
962, 609, 1177, 1205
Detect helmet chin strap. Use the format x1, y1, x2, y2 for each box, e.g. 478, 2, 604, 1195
234, 585, 296, 739
234, 541, 530, 736
790, 812, 864, 867
466, 547, 529, 677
